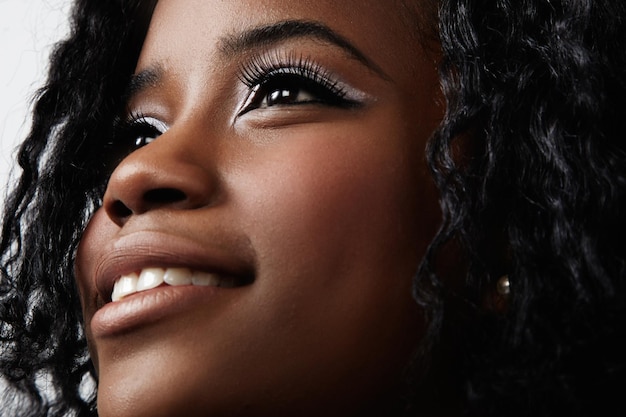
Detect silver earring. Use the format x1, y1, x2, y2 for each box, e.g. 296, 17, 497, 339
496, 275, 511, 296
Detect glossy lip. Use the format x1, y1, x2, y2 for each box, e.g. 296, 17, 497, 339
93, 230, 254, 304
87, 230, 255, 337
91, 284, 224, 338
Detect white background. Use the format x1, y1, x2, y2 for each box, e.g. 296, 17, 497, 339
0, 0, 71, 206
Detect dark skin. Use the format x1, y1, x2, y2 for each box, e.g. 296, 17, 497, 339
74, 0, 444, 415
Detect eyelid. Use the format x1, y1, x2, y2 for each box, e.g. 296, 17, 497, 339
127, 113, 170, 134
237, 51, 367, 113
112, 112, 170, 151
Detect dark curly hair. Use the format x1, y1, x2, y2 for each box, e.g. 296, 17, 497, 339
1, 0, 625, 416
1, 1, 155, 415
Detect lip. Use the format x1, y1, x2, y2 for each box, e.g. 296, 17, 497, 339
87, 230, 254, 336
94, 230, 254, 304
91, 284, 227, 338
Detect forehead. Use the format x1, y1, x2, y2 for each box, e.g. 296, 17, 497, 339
149, 0, 411, 36
141, 0, 426, 82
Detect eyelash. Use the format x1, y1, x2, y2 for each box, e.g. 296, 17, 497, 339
113, 112, 168, 150
238, 53, 360, 115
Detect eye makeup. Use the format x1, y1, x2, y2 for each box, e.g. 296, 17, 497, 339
111, 112, 169, 154
237, 51, 366, 115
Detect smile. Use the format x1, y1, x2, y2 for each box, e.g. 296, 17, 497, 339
112, 267, 239, 302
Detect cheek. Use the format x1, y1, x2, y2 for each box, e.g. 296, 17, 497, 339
233, 118, 437, 272
226, 118, 436, 354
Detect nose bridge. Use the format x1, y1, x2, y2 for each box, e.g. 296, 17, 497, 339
103, 125, 219, 225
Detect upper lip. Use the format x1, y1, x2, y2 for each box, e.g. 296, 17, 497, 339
93, 230, 255, 303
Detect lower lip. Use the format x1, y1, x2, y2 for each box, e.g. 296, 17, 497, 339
90, 285, 222, 338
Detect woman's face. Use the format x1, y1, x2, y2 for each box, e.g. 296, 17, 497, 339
75, 0, 442, 415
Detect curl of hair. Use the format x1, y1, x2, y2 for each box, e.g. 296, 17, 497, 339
414, 0, 626, 415
0, 1, 154, 416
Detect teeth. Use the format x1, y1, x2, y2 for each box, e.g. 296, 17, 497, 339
163, 268, 193, 286
111, 268, 235, 302
111, 273, 139, 302
136, 268, 165, 291
191, 272, 220, 287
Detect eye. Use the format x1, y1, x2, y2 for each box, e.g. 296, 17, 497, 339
239, 72, 354, 115
237, 55, 362, 116
119, 115, 169, 149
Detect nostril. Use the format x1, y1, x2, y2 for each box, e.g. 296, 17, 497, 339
108, 188, 187, 221
143, 188, 187, 205
110, 200, 133, 219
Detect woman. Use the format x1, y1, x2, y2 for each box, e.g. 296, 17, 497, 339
2, 0, 625, 416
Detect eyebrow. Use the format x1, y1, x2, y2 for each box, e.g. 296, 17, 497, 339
125, 19, 390, 101
124, 65, 162, 103
220, 20, 390, 80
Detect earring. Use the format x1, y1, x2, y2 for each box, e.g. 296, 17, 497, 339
496, 275, 511, 296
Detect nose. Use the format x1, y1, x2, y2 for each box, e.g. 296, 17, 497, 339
103, 133, 217, 226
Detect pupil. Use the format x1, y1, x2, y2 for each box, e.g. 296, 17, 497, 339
267, 88, 297, 106
135, 135, 155, 147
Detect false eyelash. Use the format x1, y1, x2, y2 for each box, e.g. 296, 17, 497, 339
238, 51, 349, 100
127, 111, 167, 133
109, 111, 165, 150
111, 111, 147, 136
